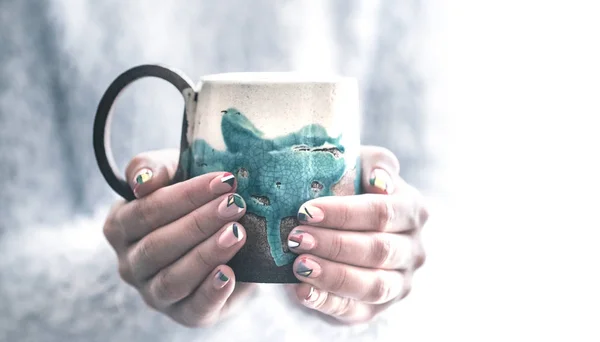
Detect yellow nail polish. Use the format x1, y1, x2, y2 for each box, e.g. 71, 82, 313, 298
369, 169, 392, 193
134, 169, 153, 184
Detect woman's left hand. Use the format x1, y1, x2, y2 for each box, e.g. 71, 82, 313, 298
288, 146, 429, 324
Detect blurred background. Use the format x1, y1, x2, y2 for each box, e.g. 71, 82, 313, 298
1, 0, 599, 341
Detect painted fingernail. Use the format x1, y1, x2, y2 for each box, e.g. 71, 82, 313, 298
288, 230, 316, 250
297, 205, 324, 224
210, 172, 236, 193
304, 286, 319, 304
218, 223, 244, 248
369, 168, 393, 194
295, 257, 322, 278
214, 270, 230, 289
132, 169, 153, 197
221, 172, 235, 186
218, 194, 246, 218
134, 168, 153, 185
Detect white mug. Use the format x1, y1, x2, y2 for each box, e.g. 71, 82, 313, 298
94, 65, 362, 283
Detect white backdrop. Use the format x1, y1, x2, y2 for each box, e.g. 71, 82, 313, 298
417, 0, 600, 340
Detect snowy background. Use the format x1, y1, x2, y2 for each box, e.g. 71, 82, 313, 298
1, 0, 600, 341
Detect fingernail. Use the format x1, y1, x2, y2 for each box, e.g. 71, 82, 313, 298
369, 168, 393, 194
218, 194, 246, 218
221, 172, 235, 186
304, 286, 319, 304
295, 257, 322, 278
218, 223, 244, 248
134, 168, 153, 185
132, 169, 153, 196
287, 230, 315, 250
297, 205, 324, 224
210, 172, 236, 194
214, 270, 230, 289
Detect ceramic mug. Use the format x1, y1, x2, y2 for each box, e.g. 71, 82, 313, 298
93, 64, 361, 283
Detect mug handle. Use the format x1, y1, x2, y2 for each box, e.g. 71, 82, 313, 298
93, 64, 196, 201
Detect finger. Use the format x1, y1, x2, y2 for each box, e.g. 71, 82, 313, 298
287, 227, 416, 269
293, 255, 406, 304
369, 271, 414, 318
127, 193, 246, 281
414, 233, 427, 270
218, 282, 258, 320
360, 146, 400, 194
167, 266, 236, 328
124, 149, 179, 198
116, 174, 240, 243
297, 193, 427, 233
295, 284, 375, 323
139, 222, 246, 308
103, 200, 128, 254
116, 192, 246, 284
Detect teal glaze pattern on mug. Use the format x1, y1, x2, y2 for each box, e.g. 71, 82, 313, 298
181, 108, 358, 266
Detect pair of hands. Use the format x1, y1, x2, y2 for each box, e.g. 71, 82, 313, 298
102, 146, 428, 327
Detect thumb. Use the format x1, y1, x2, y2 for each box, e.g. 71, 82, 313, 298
360, 145, 401, 195
125, 148, 180, 199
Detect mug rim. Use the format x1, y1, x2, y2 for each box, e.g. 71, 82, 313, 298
201, 71, 356, 84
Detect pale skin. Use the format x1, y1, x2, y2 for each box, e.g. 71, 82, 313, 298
102, 146, 428, 327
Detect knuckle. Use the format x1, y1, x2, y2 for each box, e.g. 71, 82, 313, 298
103, 203, 127, 246
176, 306, 210, 328
410, 188, 429, 229
311, 291, 329, 310
415, 245, 427, 269
193, 246, 213, 269
401, 284, 413, 299
102, 218, 118, 245
190, 312, 219, 328
140, 293, 159, 310
363, 310, 377, 323
327, 234, 344, 261
406, 210, 418, 231
418, 203, 430, 227
183, 183, 203, 208
189, 210, 210, 238
151, 269, 186, 303
372, 197, 394, 231
133, 236, 156, 264
330, 297, 353, 317
130, 200, 156, 238
118, 262, 134, 285
370, 235, 393, 268
336, 203, 350, 230
331, 267, 349, 293
129, 237, 159, 280
176, 319, 198, 328
180, 291, 221, 327
181, 316, 215, 328
364, 275, 391, 303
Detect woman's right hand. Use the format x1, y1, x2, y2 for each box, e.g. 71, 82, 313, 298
102, 149, 255, 327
